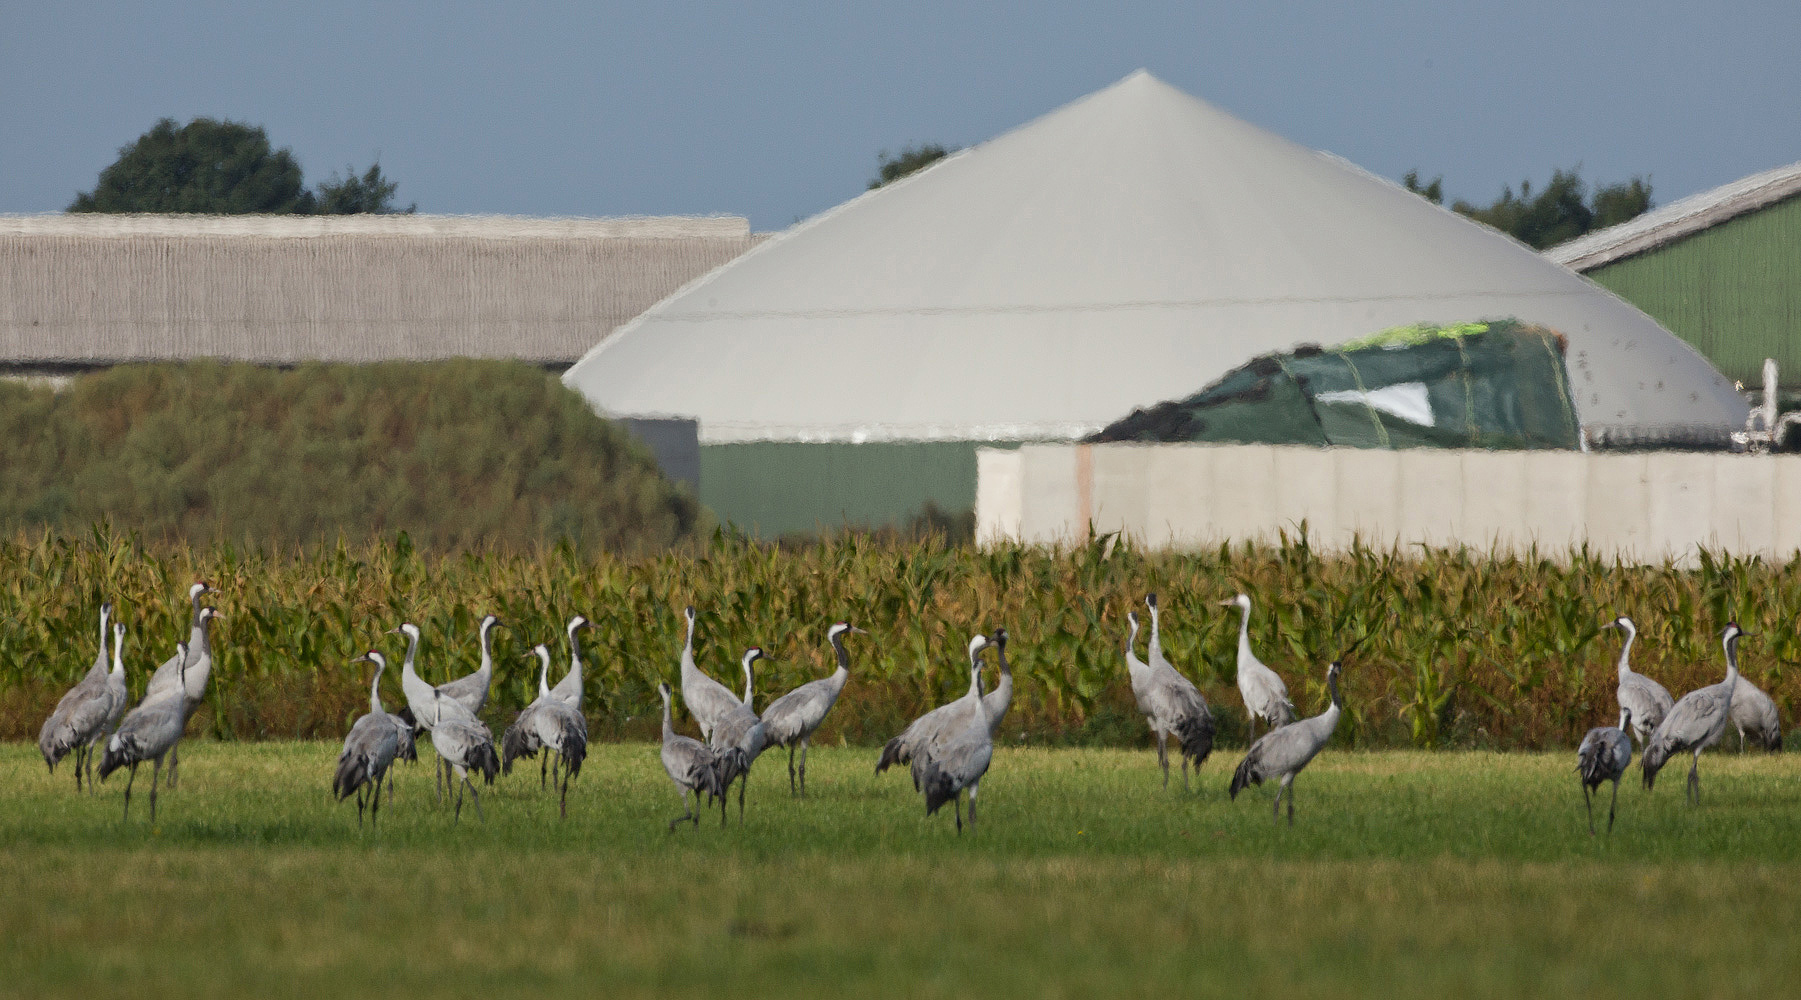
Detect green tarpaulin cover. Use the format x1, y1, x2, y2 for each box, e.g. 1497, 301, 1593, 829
1092, 320, 1581, 450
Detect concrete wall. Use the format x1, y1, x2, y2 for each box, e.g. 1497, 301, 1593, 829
977, 443, 1801, 563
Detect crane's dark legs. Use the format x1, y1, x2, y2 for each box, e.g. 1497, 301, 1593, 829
122, 761, 138, 821
1157, 731, 1170, 789
356, 786, 367, 828
1182, 754, 1192, 792
560, 765, 571, 820
954, 795, 963, 835
1607, 779, 1619, 834
436, 756, 445, 804
72, 746, 84, 792
1687, 751, 1702, 805
1583, 783, 1595, 835
787, 743, 797, 796
669, 788, 696, 832
167, 745, 178, 789
1286, 778, 1295, 826
798, 737, 810, 798
453, 775, 463, 823
969, 782, 979, 833
738, 771, 748, 825
150, 757, 162, 823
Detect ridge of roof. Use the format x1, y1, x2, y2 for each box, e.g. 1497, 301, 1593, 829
1545, 160, 1801, 271
0, 213, 751, 240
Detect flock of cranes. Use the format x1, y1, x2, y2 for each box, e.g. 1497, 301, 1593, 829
33, 584, 1788, 835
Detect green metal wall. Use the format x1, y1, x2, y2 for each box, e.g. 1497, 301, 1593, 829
1585, 194, 1801, 387
699, 440, 1002, 536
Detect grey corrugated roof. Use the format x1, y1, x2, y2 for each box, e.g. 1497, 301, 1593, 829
1545, 161, 1801, 271
564, 71, 1746, 446
1, 214, 759, 365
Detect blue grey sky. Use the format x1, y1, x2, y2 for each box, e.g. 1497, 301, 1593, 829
4, 1, 1797, 232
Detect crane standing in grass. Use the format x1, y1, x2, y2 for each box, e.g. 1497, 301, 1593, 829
1601, 616, 1673, 744
1220, 593, 1295, 740
550, 615, 593, 709
709, 647, 771, 825
38, 603, 120, 791
1229, 659, 1347, 825
678, 606, 743, 742
1730, 674, 1782, 751
917, 652, 995, 835
334, 652, 403, 828
981, 628, 1012, 734
98, 643, 189, 822
1577, 711, 1633, 835
659, 682, 728, 830
1128, 596, 1216, 791
877, 634, 988, 785
761, 622, 868, 797
1642, 623, 1746, 803
146, 582, 213, 789
427, 688, 500, 824
525, 644, 588, 818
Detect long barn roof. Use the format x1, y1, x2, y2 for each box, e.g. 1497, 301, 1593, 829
1546, 160, 1801, 272
1, 213, 759, 366
564, 71, 1746, 446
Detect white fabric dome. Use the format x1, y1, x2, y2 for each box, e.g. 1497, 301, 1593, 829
566, 71, 1746, 446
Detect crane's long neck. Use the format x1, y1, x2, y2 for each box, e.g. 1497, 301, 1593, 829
660, 691, 675, 740
831, 633, 851, 674
742, 658, 755, 708
569, 624, 584, 668
190, 587, 205, 629
1147, 605, 1162, 660
191, 609, 213, 657
966, 657, 983, 699
112, 625, 125, 679
1723, 634, 1741, 687
538, 651, 551, 698
97, 605, 111, 662
370, 662, 386, 715
479, 620, 495, 676
401, 629, 421, 682
1236, 602, 1253, 662
1322, 670, 1344, 732
1616, 623, 1637, 678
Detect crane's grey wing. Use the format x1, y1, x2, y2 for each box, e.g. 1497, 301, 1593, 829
682, 674, 744, 731
760, 681, 829, 743
437, 670, 490, 716
501, 703, 545, 773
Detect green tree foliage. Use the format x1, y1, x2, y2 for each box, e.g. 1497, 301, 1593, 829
70, 118, 313, 214
868, 144, 952, 189
1401, 167, 1653, 250
313, 163, 415, 215
71, 117, 414, 215
0, 361, 703, 550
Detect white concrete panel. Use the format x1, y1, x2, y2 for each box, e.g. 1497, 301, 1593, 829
1775, 457, 1801, 558
1271, 447, 1337, 545
1206, 447, 1281, 546
1461, 451, 1529, 554
1397, 451, 1464, 550
1090, 444, 1151, 540
975, 447, 1023, 548
1585, 454, 1651, 561
1645, 453, 1716, 565
1334, 448, 1401, 549
1710, 454, 1775, 556
1144, 446, 1213, 548
1522, 451, 1586, 552
1015, 445, 1083, 544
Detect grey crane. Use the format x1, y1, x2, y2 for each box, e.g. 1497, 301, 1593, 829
678, 605, 742, 742
877, 634, 988, 784
1730, 674, 1782, 751
436, 613, 504, 716
709, 647, 770, 825
1577, 712, 1633, 835
99, 621, 129, 760
356, 651, 417, 803
427, 688, 500, 824
981, 627, 1013, 734
500, 649, 555, 782
917, 662, 995, 835
144, 582, 211, 701
659, 681, 728, 830
167, 606, 220, 787
389, 622, 486, 804
1132, 597, 1217, 790
98, 643, 189, 822
1219, 593, 1296, 739
1229, 659, 1347, 825
334, 652, 403, 828
1642, 623, 1747, 803
38, 602, 119, 790
1601, 616, 1673, 743
549, 615, 593, 709
520, 643, 588, 818
760, 621, 867, 797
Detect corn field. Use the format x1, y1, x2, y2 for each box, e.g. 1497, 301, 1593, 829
3, 526, 1797, 749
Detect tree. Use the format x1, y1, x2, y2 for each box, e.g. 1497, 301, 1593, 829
70, 118, 314, 214
869, 144, 952, 189
313, 163, 414, 215
1401, 166, 1653, 250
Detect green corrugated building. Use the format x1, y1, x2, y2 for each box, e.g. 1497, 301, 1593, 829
1548, 162, 1801, 389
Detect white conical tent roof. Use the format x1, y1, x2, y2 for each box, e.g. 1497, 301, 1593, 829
566, 71, 1745, 445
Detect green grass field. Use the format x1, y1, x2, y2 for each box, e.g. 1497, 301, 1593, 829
6, 741, 1801, 998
